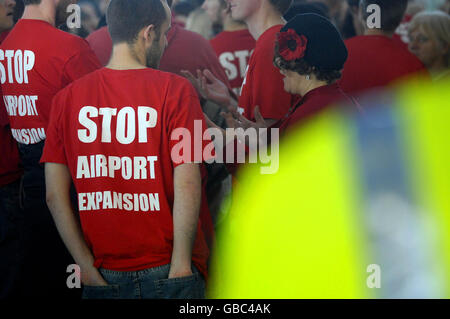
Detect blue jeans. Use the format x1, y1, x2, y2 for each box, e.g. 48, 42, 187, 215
82, 264, 205, 299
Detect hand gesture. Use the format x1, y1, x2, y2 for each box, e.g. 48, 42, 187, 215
181, 69, 233, 108
222, 106, 268, 131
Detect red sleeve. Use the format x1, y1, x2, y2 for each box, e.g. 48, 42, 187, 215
165, 79, 213, 167
86, 27, 113, 66
40, 89, 68, 165
62, 47, 102, 86
242, 48, 292, 120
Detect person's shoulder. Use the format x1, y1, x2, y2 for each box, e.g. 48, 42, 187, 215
175, 26, 210, 45
1, 20, 89, 55
86, 26, 109, 42
20, 19, 88, 48
160, 70, 195, 91
239, 29, 256, 43
258, 25, 282, 45
209, 32, 223, 50
28, 22, 94, 60
254, 25, 282, 54
344, 35, 370, 48
220, 29, 255, 44
62, 68, 102, 92
170, 27, 217, 59
129, 68, 193, 92
211, 31, 227, 43
52, 78, 77, 110
54, 30, 93, 54
388, 39, 418, 57
383, 38, 424, 67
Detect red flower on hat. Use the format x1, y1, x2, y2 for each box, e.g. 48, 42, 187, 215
277, 29, 308, 61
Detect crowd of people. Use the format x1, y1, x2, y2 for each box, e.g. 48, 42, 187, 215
0, 0, 449, 299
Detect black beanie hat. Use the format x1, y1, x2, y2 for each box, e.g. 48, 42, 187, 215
279, 13, 348, 71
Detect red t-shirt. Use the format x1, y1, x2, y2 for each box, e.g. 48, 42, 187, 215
85, 26, 112, 66
87, 25, 222, 249
87, 25, 230, 87
0, 19, 101, 145
339, 35, 425, 95
239, 25, 297, 121
210, 29, 256, 95
40, 68, 210, 277
0, 31, 22, 187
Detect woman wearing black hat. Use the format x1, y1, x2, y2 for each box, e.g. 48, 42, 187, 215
226, 13, 360, 134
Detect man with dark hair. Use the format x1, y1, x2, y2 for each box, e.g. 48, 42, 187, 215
339, 0, 426, 95
41, 0, 210, 299
106, 0, 166, 45
86, 0, 229, 87
0, 0, 101, 297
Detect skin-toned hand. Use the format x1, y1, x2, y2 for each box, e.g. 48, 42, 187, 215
181, 69, 235, 108
82, 266, 109, 287
222, 105, 268, 131
220, 106, 270, 150
204, 112, 224, 131
168, 267, 194, 279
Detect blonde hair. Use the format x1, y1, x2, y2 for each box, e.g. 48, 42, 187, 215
409, 11, 450, 66
186, 7, 214, 40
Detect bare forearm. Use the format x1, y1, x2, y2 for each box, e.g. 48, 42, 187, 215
171, 164, 202, 271
46, 196, 95, 271
45, 163, 106, 285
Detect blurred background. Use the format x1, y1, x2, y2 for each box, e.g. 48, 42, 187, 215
9, 1, 450, 40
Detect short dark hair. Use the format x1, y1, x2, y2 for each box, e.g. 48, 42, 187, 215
23, 0, 41, 5
360, 0, 408, 32
273, 43, 343, 85
269, 0, 293, 15
107, 0, 167, 45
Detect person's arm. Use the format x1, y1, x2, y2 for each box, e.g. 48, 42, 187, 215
181, 69, 237, 110
45, 163, 107, 286
62, 47, 102, 85
168, 163, 202, 279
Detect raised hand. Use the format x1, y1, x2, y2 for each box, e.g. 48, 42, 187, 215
181, 69, 234, 108
221, 106, 268, 131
